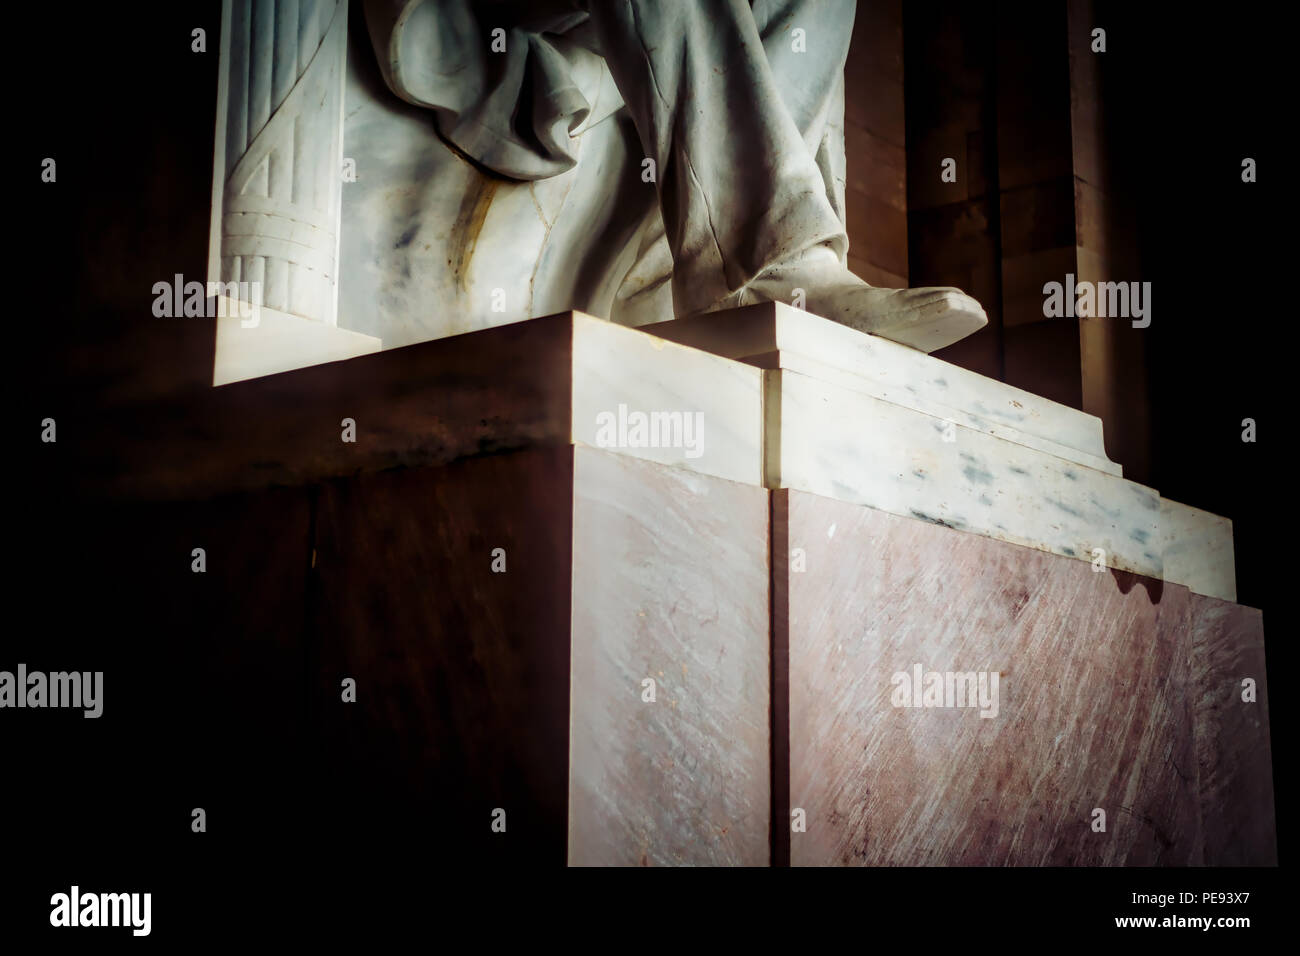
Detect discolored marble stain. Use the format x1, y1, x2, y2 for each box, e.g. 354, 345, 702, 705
450, 174, 500, 293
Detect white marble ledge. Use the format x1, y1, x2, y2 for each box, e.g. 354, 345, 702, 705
572, 311, 1234, 601
645, 303, 1122, 477
569, 313, 764, 488
768, 369, 1159, 573
566, 312, 1227, 598
1161, 499, 1236, 603
766, 368, 1236, 602
214, 297, 381, 386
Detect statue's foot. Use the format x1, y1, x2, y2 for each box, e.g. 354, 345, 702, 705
715, 246, 988, 352
800, 279, 989, 352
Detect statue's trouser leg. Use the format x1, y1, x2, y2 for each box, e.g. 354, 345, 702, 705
581, 0, 856, 316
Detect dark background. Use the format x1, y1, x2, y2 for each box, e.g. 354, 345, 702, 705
4, 0, 1287, 940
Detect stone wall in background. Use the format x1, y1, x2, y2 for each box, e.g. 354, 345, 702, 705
843, 0, 909, 291
895, 0, 1151, 482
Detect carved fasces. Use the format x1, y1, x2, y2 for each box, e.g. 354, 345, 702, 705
219, 0, 347, 324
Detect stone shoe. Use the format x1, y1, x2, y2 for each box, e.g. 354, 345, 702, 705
717, 245, 988, 353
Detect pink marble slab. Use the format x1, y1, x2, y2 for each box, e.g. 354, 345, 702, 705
1185, 597, 1276, 865
569, 447, 771, 865
776, 488, 1274, 866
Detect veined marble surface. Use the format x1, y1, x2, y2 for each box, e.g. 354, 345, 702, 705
570, 315, 763, 487
646, 302, 1119, 475
178, 304, 1241, 601
1162, 499, 1237, 604
645, 305, 1236, 602
777, 489, 1274, 866
769, 368, 1165, 579
101, 310, 762, 501
569, 447, 770, 865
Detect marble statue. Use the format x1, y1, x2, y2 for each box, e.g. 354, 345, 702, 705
208, 0, 987, 363
359, 0, 987, 352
